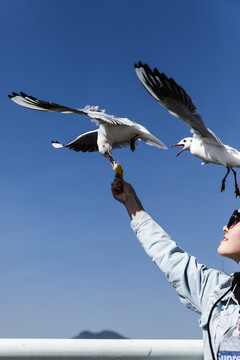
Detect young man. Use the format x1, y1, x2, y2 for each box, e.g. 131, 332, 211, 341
111, 174, 240, 360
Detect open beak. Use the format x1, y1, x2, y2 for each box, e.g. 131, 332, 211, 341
109, 155, 114, 164
171, 144, 185, 157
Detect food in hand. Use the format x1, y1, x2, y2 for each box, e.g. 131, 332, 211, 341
112, 162, 123, 177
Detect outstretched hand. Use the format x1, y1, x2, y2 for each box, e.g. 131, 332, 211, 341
111, 174, 144, 220
111, 174, 136, 204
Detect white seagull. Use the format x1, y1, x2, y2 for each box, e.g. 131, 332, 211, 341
8, 91, 167, 164
135, 61, 240, 197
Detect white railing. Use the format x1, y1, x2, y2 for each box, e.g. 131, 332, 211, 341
0, 339, 203, 359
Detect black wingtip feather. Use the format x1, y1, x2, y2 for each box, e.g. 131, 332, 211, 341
135, 63, 198, 114
142, 63, 153, 74
135, 61, 144, 69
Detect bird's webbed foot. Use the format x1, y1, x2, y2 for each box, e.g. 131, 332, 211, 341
235, 186, 240, 198
130, 135, 139, 152
221, 168, 230, 193
232, 168, 240, 198
221, 180, 226, 193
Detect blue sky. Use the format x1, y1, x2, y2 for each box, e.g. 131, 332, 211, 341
1, 0, 240, 339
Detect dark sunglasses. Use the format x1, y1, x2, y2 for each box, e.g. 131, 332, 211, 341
227, 210, 240, 229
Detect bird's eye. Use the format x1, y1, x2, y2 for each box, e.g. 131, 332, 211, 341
104, 151, 107, 155
183, 140, 186, 143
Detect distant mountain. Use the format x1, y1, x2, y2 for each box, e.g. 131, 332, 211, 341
73, 330, 127, 339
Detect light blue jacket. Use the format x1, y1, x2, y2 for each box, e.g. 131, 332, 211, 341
131, 212, 239, 360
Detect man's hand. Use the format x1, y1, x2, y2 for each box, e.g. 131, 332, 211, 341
111, 174, 135, 204
111, 174, 144, 220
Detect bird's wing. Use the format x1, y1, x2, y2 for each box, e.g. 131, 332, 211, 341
9, 91, 135, 127
140, 132, 168, 149
112, 141, 132, 149
52, 130, 99, 152
112, 131, 167, 150
8, 91, 100, 115
88, 112, 135, 127
135, 62, 223, 147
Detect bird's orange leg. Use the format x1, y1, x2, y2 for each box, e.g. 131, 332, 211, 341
221, 167, 230, 192
231, 169, 240, 198
130, 134, 139, 152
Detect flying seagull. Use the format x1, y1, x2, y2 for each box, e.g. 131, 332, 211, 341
135, 61, 240, 197
8, 91, 167, 164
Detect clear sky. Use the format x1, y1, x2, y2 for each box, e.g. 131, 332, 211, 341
1, 0, 240, 339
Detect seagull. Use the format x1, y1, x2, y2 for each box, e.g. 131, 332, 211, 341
135, 61, 240, 197
8, 91, 167, 164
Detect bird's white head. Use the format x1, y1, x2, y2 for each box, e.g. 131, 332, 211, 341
99, 143, 114, 163
172, 137, 193, 156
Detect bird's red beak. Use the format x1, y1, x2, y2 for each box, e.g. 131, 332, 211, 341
171, 144, 185, 157
109, 155, 114, 164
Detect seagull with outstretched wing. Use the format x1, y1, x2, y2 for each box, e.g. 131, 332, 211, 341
135, 61, 240, 197
9, 91, 167, 165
